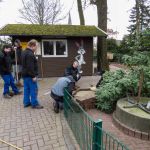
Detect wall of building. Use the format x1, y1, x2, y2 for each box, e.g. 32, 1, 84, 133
13, 36, 93, 77
38, 37, 93, 77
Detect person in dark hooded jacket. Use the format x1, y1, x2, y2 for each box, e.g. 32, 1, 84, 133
64, 61, 81, 82
0, 45, 22, 98
22, 39, 43, 109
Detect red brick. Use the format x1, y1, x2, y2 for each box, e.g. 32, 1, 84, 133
141, 132, 149, 140
128, 129, 135, 137
135, 130, 142, 139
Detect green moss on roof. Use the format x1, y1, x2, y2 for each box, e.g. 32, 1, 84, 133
0, 24, 107, 37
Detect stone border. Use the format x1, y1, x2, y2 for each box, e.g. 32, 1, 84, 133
113, 112, 150, 141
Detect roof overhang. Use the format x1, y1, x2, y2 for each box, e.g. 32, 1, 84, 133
0, 24, 107, 37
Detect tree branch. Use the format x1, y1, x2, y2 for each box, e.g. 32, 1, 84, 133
19, 0, 65, 24
90, 0, 97, 5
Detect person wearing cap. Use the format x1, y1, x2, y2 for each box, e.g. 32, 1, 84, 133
64, 61, 81, 82
0, 44, 22, 99
51, 75, 75, 113
12, 39, 23, 87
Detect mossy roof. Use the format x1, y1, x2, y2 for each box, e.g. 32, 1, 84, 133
0, 24, 107, 37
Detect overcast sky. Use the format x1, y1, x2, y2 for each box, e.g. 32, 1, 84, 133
0, 0, 135, 40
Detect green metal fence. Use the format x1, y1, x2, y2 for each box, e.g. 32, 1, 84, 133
64, 89, 129, 150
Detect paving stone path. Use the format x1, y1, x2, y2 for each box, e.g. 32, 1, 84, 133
0, 76, 150, 150
76, 76, 150, 150
0, 78, 78, 150
87, 109, 150, 150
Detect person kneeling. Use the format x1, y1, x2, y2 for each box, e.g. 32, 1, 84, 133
51, 75, 75, 113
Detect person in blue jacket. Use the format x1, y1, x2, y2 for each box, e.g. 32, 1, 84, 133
51, 75, 75, 113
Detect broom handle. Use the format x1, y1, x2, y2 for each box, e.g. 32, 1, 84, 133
0, 139, 23, 150
14, 47, 19, 82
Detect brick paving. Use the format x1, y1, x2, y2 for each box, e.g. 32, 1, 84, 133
76, 74, 150, 150
87, 109, 150, 150
0, 78, 79, 150
0, 75, 150, 150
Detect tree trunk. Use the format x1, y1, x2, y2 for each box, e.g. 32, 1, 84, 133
137, 70, 144, 102
77, 0, 85, 25
97, 37, 108, 71
136, 0, 140, 37
96, 0, 108, 71
135, 0, 141, 49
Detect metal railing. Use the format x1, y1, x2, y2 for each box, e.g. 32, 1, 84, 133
95, 127, 129, 150
64, 89, 129, 150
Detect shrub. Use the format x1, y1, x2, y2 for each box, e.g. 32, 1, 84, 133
96, 51, 150, 113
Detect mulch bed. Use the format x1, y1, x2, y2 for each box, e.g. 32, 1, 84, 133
110, 63, 128, 70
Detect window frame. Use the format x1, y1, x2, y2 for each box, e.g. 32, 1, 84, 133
42, 39, 68, 57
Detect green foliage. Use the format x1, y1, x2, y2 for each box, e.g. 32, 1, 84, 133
96, 51, 150, 113
128, 0, 150, 34
113, 0, 150, 61
114, 28, 150, 63
96, 70, 130, 113
97, 1, 150, 112
122, 51, 150, 66
123, 51, 150, 82
107, 38, 119, 53
0, 24, 106, 37
123, 50, 150, 97
110, 35, 134, 63
140, 29, 150, 51
118, 35, 134, 54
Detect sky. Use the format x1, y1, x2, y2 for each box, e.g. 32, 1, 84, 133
0, 0, 135, 40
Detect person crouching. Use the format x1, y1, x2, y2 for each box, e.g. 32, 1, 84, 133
51, 75, 75, 113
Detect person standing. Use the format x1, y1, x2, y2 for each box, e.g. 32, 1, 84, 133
0, 44, 22, 98
12, 39, 23, 87
22, 39, 43, 109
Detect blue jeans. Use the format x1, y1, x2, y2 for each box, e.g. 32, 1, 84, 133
23, 77, 39, 107
1, 73, 19, 95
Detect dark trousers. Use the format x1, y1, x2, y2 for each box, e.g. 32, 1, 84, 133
51, 91, 64, 110
50, 91, 63, 103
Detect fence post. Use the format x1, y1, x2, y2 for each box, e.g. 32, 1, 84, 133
63, 89, 68, 118
93, 119, 102, 150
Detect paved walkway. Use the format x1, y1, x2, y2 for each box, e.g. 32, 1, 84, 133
87, 108, 150, 150
75, 75, 150, 150
0, 75, 150, 150
0, 78, 78, 150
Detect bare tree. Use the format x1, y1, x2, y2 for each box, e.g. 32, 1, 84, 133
91, 0, 108, 71
83, 0, 108, 71
77, 0, 85, 25
19, 0, 65, 24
